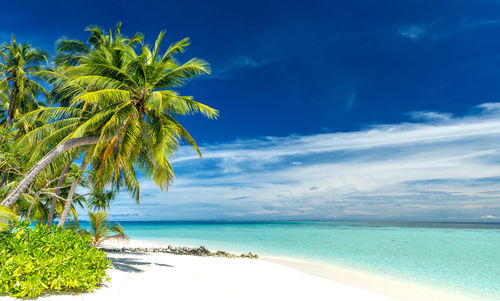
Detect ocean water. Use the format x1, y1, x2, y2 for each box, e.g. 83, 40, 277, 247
112, 221, 500, 300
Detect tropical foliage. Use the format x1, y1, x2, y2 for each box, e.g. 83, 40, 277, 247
0, 23, 216, 298
0, 221, 111, 298
86, 189, 115, 212
0, 35, 48, 126
0, 23, 216, 222
0, 205, 17, 231
0, 126, 86, 225
68, 211, 127, 247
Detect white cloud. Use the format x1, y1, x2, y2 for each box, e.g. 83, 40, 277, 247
174, 113, 500, 164
398, 25, 427, 41
476, 102, 500, 112
105, 103, 500, 221
480, 215, 498, 219
409, 111, 452, 122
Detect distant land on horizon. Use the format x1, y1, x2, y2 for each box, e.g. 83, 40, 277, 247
76, 218, 500, 225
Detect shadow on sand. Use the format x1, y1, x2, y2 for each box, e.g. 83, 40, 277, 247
110, 256, 174, 273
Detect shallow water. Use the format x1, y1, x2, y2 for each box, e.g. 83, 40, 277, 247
99, 221, 500, 300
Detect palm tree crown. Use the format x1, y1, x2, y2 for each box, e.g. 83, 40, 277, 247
0, 35, 48, 125
1, 24, 217, 208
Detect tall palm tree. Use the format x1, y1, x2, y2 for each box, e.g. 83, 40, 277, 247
54, 22, 143, 69
1, 25, 218, 214
0, 35, 48, 126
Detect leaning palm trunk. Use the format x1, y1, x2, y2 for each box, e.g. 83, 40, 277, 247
47, 156, 75, 227
1, 136, 99, 207
57, 159, 88, 227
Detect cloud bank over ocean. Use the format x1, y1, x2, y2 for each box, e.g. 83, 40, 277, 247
103, 103, 500, 221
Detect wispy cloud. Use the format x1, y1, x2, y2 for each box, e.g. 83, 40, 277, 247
477, 102, 500, 111
428, 18, 500, 41
460, 19, 500, 29
408, 111, 452, 122
101, 103, 500, 221
212, 55, 267, 79
398, 25, 427, 41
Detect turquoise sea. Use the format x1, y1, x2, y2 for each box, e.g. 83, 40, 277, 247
111, 221, 500, 300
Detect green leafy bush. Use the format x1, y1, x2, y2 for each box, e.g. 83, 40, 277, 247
0, 221, 112, 298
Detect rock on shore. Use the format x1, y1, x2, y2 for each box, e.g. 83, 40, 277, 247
99, 245, 258, 258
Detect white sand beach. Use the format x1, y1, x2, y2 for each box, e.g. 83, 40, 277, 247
0, 240, 476, 301
266, 257, 475, 301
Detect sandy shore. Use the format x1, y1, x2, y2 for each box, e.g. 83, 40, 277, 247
0, 239, 477, 301
266, 257, 475, 301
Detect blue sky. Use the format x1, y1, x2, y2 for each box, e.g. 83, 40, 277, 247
3, 0, 500, 220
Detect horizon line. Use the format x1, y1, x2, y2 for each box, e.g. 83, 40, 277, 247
75, 218, 500, 223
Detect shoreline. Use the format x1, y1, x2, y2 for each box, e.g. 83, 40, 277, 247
265, 256, 476, 301
100, 239, 479, 301
0, 239, 393, 301
0, 238, 482, 300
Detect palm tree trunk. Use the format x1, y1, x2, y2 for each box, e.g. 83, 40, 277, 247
26, 189, 44, 220
47, 156, 75, 228
57, 159, 88, 227
5, 80, 20, 126
25, 199, 35, 220
1, 136, 99, 207
5, 91, 14, 126
5, 110, 12, 126
25, 190, 43, 220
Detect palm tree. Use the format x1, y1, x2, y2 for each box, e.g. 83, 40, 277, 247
68, 211, 127, 247
0, 125, 82, 225
0, 35, 48, 126
46, 156, 75, 227
1, 25, 218, 216
54, 22, 143, 69
86, 189, 115, 212
0, 37, 81, 225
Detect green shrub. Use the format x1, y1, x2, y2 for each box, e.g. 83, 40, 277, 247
0, 221, 112, 298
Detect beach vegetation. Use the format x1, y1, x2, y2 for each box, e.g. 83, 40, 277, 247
67, 211, 127, 247
0, 23, 215, 298
0, 221, 111, 298
0, 205, 17, 231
